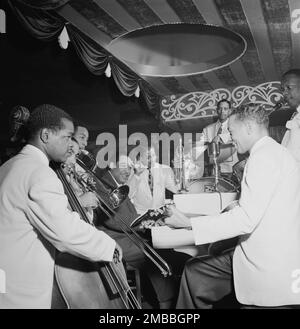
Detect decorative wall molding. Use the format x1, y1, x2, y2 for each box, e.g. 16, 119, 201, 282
161, 81, 283, 121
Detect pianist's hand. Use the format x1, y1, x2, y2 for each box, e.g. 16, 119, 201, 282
164, 204, 192, 229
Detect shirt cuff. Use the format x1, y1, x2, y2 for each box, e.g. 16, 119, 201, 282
190, 215, 216, 245
100, 235, 117, 262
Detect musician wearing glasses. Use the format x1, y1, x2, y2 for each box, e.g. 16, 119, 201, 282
0, 105, 120, 308
202, 99, 239, 179
165, 103, 300, 309
281, 69, 300, 165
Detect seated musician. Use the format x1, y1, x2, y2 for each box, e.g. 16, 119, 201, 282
71, 127, 189, 308
165, 103, 300, 309
202, 99, 239, 179
127, 146, 179, 215
95, 153, 191, 309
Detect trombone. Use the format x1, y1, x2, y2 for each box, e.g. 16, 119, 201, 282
73, 150, 172, 277
76, 150, 129, 209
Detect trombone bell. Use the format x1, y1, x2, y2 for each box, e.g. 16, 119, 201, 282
109, 185, 130, 209
76, 149, 129, 209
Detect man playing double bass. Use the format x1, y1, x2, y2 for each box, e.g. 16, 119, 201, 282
0, 104, 122, 309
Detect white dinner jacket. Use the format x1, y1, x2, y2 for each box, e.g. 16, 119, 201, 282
191, 136, 300, 306
0, 145, 116, 308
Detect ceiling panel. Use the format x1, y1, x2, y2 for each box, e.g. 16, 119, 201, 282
7, 0, 296, 124
116, 0, 163, 27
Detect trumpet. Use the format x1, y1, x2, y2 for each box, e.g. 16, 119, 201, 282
74, 150, 172, 277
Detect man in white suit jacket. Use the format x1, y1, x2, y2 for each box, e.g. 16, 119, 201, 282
0, 104, 120, 309
165, 103, 300, 308
202, 99, 239, 175
280, 69, 300, 165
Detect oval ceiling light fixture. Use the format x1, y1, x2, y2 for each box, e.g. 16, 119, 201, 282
107, 23, 247, 77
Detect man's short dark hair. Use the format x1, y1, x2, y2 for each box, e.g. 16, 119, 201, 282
231, 103, 269, 128
74, 124, 87, 134
282, 69, 300, 79
217, 98, 231, 109
27, 104, 73, 139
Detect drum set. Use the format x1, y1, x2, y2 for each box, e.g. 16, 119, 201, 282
173, 139, 246, 195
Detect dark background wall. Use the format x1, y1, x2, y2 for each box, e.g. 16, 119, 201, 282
0, 1, 162, 147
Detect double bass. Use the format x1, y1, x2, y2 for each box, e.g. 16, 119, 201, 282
52, 162, 141, 309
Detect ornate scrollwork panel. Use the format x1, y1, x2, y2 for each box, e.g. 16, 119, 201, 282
161, 81, 282, 121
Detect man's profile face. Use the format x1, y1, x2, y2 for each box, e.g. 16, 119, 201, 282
228, 115, 249, 154
73, 126, 89, 151
217, 101, 232, 122
47, 118, 74, 162
65, 140, 80, 165
281, 74, 300, 110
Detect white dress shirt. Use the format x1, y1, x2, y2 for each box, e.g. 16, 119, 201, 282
190, 136, 300, 306
0, 145, 116, 308
202, 119, 239, 173
128, 163, 178, 214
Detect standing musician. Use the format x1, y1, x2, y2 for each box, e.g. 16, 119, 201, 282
202, 99, 239, 179
0, 104, 122, 309
165, 103, 300, 309
280, 69, 300, 165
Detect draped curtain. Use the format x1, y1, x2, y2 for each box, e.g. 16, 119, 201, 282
67, 25, 158, 111
67, 25, 108, 75
8, 0, 160, 112
8, 0, 64, 40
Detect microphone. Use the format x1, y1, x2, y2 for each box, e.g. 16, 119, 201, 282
208, 141, 220, 192
208, 141, 220, 158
